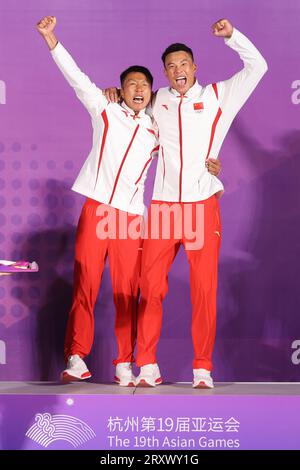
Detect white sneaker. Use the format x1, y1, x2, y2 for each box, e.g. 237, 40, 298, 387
114, 362, 136, 387
136, 363, 162, 387
61, 354, 92, 383
193, 368, 214, 389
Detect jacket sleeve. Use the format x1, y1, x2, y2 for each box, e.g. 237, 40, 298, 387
218, 28, 268, 115
210, 28, 268, 157
50, 42, 108, 117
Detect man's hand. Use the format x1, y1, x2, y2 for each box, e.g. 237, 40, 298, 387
36, 16, 58, 50
103, 87, 121, 103
206, 158, 221, 176
212, 19, 233, 39
36, 16, 57, 37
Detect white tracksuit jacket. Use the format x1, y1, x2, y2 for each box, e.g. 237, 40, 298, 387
51, 43, 158, 216
152, 28, 268, 202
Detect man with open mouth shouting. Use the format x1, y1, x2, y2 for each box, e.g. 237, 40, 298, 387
36, 15, 221, 386
132, 19, 267, 388
36, 15, 157, 386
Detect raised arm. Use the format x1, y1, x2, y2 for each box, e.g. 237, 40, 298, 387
212, 19, 268, 117
36, 16, 107, 116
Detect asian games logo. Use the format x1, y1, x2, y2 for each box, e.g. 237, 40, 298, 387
26, 412, 96, 448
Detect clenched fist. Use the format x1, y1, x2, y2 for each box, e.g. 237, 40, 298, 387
36, 16, 57, 36
212, 19, 233, 38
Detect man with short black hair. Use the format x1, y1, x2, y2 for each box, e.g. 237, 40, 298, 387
36, 16, 158, 386
135, 19, 268, 388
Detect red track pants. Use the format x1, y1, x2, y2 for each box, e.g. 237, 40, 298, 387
136, 195, 221, 371
64, 198, 142, 364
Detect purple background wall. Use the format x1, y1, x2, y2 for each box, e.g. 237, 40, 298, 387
0, 0, 299, 382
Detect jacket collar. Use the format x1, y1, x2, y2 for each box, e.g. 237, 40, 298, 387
120, 101, 146, 118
